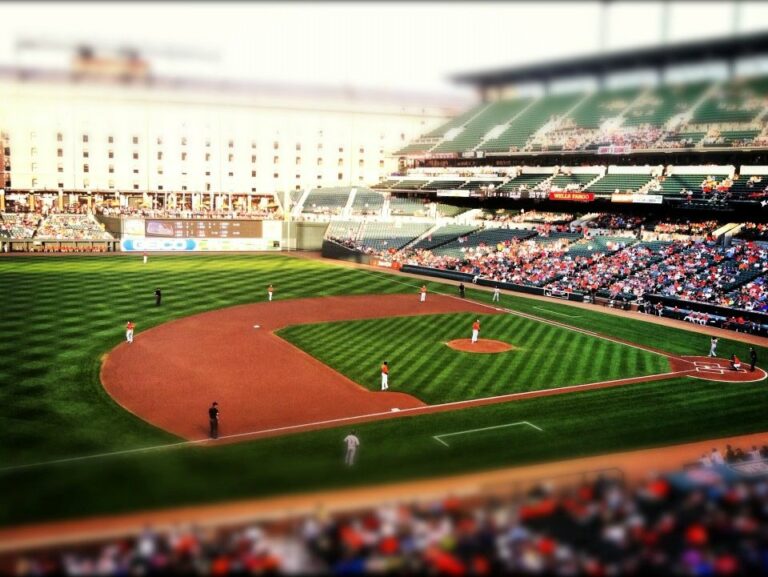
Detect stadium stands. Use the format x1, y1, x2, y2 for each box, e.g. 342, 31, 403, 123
302, 188, 351, 215
350, 189, 384, 216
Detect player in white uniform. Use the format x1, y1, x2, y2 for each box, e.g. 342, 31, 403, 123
381, 361, 389, 390
344, 431, 360, 466
492, 286, 500, 302
268, 284, 274, 302
125, 320, 135, 344
420, 285, 427, 302
471, 319, 480, 344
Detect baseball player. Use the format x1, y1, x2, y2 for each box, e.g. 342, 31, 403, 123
381, 361, 389, 391
142, 251, 148, 265
708, 336, 719, 358
420, 284, 427, 303
209, 402, 220, 439
471, 319, 481, 344
125, 320, 135, 344
750, 347, 758, 372
268, 284, 274, 302
492, 285, 500, 302
344, 430, 360, 466
730, 354, 742, 371
154, 288, 162, 306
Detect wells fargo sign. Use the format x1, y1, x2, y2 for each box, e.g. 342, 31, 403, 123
548, 191, 595, 202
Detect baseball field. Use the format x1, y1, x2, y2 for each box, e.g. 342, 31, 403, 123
3, 253, 768, 528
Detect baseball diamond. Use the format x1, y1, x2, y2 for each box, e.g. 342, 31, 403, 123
3, 253, 768, 530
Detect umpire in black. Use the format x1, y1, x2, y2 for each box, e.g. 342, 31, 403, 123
209, 402, 220, 439
750, 347, 758, 372
154, 288, 162, 306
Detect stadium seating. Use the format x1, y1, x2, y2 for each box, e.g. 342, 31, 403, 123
409, 224, 480, 251
495, 173, 552, 194
623, 82, 709, 127
435, 203, 469, 217
586, 173, 653, 194
35, 213, 114, 240
548, 173, 600, 191
691, 75, 768, 125
389, 196, 430, 216
566, 86, 641, 129
431, 100, 533, 153
422, 103, 487, 139
356, 222, 432, 252
302, 188, 351, 214
479, 93, 583, 152
420, 179, 466, 191
350, 189, 384, 215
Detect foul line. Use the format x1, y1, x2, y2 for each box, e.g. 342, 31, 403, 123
1, 369, 690, 474
433, 421, 544, 447
533, 306, 581, 318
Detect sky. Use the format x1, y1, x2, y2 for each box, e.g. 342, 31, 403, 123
2, 1, 768, 100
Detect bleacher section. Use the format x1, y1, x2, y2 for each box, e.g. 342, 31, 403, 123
350, 189, 384, 215
480, 93, 582, 152
436, 204, 469, 217
586, 174, 653, 194
567, 87, 641, 129
421, 180, 465, 191
548, 173, 599, 191
410, 224, 479, 251
422, 104, 487, 139
623, 82, 709, 127
658, 173, 729, 197
433, 228, 537, 257
302, 188, 351, 214
495, 173, 551, 193
389, 196, 430, 216
692, 76, 768, 125
356, 222, 432, 252
431, 100, 533, 153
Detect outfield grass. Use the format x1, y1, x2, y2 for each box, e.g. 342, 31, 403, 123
278, 313, 669, 403
2, 253, 767, 527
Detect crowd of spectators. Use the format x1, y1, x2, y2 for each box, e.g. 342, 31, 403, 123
0, 213, 40, 239
14, 451, 768, 577
652, 220, 719, 236
35, 214, 114, 241
587, 213, 646, 230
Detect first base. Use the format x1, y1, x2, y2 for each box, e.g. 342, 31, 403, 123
391, 408, 400, 412
253, 325, 260, 329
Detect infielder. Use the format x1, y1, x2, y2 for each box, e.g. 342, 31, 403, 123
125, 320, 135, 344
708, 336, 719, 358
420, 284, 427, 303
344, 430, 360, 466
381, 361, 389, 390
268, 284, 274, 302
492, 286, 500, 302
471, 319, 481, 344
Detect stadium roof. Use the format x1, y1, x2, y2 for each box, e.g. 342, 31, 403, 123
453, 31, 768, 88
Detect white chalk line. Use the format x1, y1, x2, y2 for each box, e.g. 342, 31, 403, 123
433, 421, 544, 447
533, 306, 581, 318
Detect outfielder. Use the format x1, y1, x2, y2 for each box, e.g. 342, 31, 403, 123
381, 361, 389, 390
125, 320, 135, 344
492, 286, 500, 302
420, 284, 427, 303
344, 431, 360, 466
268, 284, 274, 302
471, 319, 481, 344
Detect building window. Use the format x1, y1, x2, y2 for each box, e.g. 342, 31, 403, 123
317, 143, 323, 150
295, 143, 301, 151
109, 165, 114, 174
182, 152, 188, 161
108, 181, 115, 189
273, 141, 279, 150
379, 160, 384, 168
251, 170, 257, 177
181, 137, 188, 146
31, 178, 38, 188
295, 157, 301, 166
57, 164, 63, 173
317, 175, 322, 180
359, 147, 364, 154
228, 171, 233, 177
133, 184, 139, 190
56, 132, 63, 142
205, 153, 211, 162
251, 187, 257, 192
228, 140, 234, 148
133, 168, 139, 174
132, 136, 139, 145
83, 180, 89, 189
205, 171, 211, 176
251, 155, 257, 163
317, 158, 323, 166
273, 173, 279, 178
157, 151, 163, 160
83, 164, 89, 173
338, 173, 343, 180
109, 151, 114, 159
227, 153, 234, 162
400, 133, 405, 141
337, 158, 343, 167
182, 185, 187, 191
295, 174, 300, 180
31, 163, 37, 172
251, 141, 257, 149
273, 156, 279, 164
359, 175, 365, 181
205, 139, 211, 148
58, 182, 64, 188
108, 136, 114, 144
157, 137, 163, 145
83, 151, 89, 158
157, 185, 164, 191
57, 149, 63, 158
82, 134, 89, 143
132, 152, 139, 160
358, 159, 364, 168
158, 168, 164, 175
205, 183, 211, 191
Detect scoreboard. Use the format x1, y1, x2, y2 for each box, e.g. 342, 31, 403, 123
145, 219, 263, 238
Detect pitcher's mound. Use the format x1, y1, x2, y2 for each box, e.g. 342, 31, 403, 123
446, 339, 515, 353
